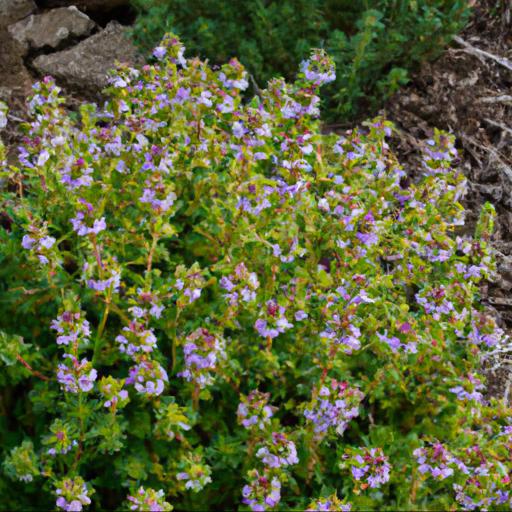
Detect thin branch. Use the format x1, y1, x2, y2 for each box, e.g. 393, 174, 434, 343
249, 74, 262, 98
453, 35, 512, 72
7, 113, 28, 124
477, 95, 512, 104
16, 354, 50, 381
459, 132, 512, 181
484, 118, 512, 137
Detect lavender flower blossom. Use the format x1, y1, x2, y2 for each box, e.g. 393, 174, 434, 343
21, 226, 56, 265
242, 470, 281, 512
237, 391, 275, 430
306, 494, 352, 512
51, 311, 91, 347
300, 50, 336, 86
304, 380, 364, 436
343, 447, 391, 489
70, 211, 106, 236
178, 328, 226, 388
126, 360, 168, 396
55, 477, 92, 511
127, 487, 172, 511
116, 322, 158, 357
254, 300, 293, 339
220, 263, 260, 307
256, 432, 298, 468
56, 356, 97, 393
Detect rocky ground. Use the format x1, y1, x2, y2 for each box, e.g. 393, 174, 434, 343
1, 0, 511, 398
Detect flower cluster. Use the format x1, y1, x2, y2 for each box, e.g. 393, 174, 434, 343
126, 487, 173, 511
304, 380, 364, 437
21, 224, 57, 265
176, 452, 212, 492
254, 300, 293, 340
256, 432, 299, 469
306, 493, 352, 512
98, 376, 129, 410
242, 470, 281, 512
51, 311, 91, 347
237, 391, 275, 431
178, 328, 226, 388
299, 50, 336, 86
126, 360, 168, 396
54, 477, 93, 511
413, 442, 460, 480
57, 356, 97, 393
174, 264, 206, 308
449, 373, 485, 403
415, 286, 456, 322
342, 447, 391, 490
116, 321, 158, 356
220, 262, 260, 307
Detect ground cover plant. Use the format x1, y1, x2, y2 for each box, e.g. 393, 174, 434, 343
0, 34, 511, 510
130, 0, 471, 121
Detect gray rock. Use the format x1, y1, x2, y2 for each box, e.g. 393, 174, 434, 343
0, 27, 32, 96
0, 0, 36, 27
32, 21, 142, 95
35, 0, 128, 11
8, 6, 96, 53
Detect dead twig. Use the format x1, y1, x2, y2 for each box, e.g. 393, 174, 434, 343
249, 74, 262, 98
484, 118, 512, 138
460, 132, 512, 181
6, 113, 28, 124
453, 35, 512, 72
477, 95, 512, 104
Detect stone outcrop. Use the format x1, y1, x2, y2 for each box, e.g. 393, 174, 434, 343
36, 0, 129, 12
8, 6, 96, 53
0, 0, 36, 27
32, 21, 142, 94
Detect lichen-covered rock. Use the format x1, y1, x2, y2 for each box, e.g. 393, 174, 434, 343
0, 0, 36, 27
8, 7, 96, 53
32, 21, 142, 95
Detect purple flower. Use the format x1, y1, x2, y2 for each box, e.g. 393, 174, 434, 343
178, 328, 225, 388
344, 447, 391, 489
237, 390, 275, 430
304, 380, 363, 436
126, 360, 168, 396
57, 356, 97, 394
51, 311, 91, 346
242, 470, 281, 512
22, 235, 36, 249
254, 300, 293, 339
153, 46, 167, 60
71, 212, 106, 236
256, 432, 298, 468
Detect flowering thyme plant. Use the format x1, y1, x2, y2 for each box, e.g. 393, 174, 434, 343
0, 33, 510, 511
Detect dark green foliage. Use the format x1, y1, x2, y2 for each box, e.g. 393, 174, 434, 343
130, 0, 471, 120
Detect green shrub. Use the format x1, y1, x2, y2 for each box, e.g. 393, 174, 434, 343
0, 35, 511, 511
130, 0, 471, 121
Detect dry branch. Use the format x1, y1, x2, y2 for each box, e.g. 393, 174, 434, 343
477, 95, 512, 104
484, 118, 512, 137
453, 35, 512, 72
